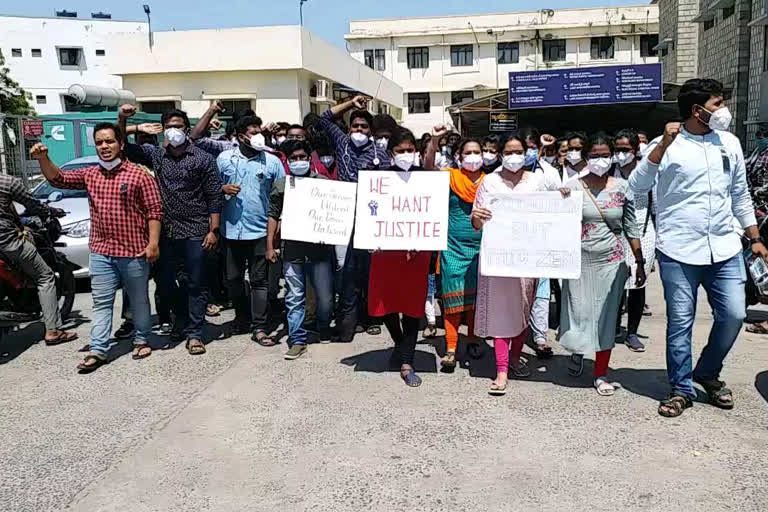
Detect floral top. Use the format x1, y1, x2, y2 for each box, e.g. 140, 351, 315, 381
569, 176, 640, 265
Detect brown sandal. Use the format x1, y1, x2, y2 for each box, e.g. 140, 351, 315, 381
77, 355, 107, 374
186, 338, 206, 355
45, 331, 79, 346
132, 344, 152, 360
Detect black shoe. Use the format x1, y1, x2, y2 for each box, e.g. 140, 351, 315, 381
114, 321, 135, 340
169, 330, 185, 344
318, 328, 333, 344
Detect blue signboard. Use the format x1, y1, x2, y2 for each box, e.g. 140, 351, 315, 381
508, 63, 662, 109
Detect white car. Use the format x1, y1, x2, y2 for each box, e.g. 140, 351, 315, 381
30, 156, 95, 279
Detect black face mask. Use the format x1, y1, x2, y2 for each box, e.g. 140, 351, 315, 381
238, 138, 258, 157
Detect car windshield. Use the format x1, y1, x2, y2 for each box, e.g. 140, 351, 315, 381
32, 163, 91, 199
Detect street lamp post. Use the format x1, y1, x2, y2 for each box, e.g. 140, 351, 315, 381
299, 0, 309, 26
143, 4, 153, 49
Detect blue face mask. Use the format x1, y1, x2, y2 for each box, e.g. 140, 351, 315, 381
524, 148, 538, 167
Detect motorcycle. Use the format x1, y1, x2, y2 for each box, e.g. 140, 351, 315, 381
0, 191, 76, 336
745, 201, 768, 306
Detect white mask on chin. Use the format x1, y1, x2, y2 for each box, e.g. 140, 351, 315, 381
249, 133, 267, 151
99, 157, 121, 171
587, 157, 613, 177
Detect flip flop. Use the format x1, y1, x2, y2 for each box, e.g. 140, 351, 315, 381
746, 322, 768, 335
254, 334, 278, 347
594, 378, 616, 396
77, 355, 107, 374
186, 338, 207, 355
132, 343, 152, 360
45, 331, 79, 346
488, 381, 507, 396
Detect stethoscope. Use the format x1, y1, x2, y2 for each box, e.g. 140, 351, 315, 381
342, 137, 382, 168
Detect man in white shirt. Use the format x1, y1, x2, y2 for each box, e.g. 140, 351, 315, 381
630, 78, 768, 417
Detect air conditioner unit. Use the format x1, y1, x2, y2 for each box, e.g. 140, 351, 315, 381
314, 80, 330, 101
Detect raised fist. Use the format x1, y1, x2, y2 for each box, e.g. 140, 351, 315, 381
119, 104, 137, 118
29, 143, 49, 161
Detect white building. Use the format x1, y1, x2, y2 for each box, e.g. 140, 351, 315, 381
107, 26, 403, 124
345, 5, 660, 135
0, 11, 148, 115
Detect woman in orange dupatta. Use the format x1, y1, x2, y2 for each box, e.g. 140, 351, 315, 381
437, 137, 487, 370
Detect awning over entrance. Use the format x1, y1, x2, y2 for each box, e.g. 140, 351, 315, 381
448, 90, 680, 138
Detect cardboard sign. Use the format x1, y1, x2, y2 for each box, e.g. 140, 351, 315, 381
480, 191, 583, 279
353, 170, 450, 251
280, 176, 358, 246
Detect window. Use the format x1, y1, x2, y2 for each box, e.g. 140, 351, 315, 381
640, 34, 659, 57
407, 47, 429, 69
95, 49, 105, 56
723, 6, 735, 19
139, 101, 177, 114
497, 42, 520, 64
451, 91, 474, 105
364, 49, 374, 69
590, 37, 614, 60
35, 95, 47, 105
661, 47, 669, 57
374, 49, 385, 71
407, 93, 430, 114
704, 18, 716, 31
542, 39, 566, 62
58, 47, 82, 66
218, 99, 253, 117
31, 49, 42, 57
11, 48, 22, 57
62, 95, 80, 112
450, 44, 473, 67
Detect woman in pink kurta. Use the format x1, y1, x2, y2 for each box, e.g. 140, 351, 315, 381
471, 135, 564, 395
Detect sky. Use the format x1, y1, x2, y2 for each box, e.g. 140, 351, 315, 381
3, 0, 646, 48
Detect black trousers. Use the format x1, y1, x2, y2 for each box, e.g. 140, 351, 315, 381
225, 238, 269, 333
617, 288, 646, 336
382, 313, 420, 367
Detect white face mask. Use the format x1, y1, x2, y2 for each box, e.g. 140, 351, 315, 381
502, 154, 525, 172
350, 132, 369, 147
614, 151, 635, 168
702, 106, 733, 131
543, 155, 557, 164
375, 137, 389, 149
393, 152, 415, 172
275, 136, 286, 145
587, 157, 613, 176
250, 133, 267, 151
164, 128, 187, 147
319, 155, 335, 168
482, 152, 498, 167
566, 150, 583, 165
413, 153, 422, 168
99, 157, 121, 171
289, 160, 311, 176
435, 154, 447, 168
461, 154, 483, 172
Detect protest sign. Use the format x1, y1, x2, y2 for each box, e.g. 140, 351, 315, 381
480, 191, 583, 279
280, 176, 357, 246
353, 170, 450, 251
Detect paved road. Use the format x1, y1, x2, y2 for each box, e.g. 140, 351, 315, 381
1, 273, 767, 512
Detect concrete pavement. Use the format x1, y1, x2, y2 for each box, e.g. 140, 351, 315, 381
1, 273, 767, 511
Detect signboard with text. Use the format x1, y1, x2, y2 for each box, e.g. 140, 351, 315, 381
489, 112, 518, 132
480, 192, 583, 279
508, 63, 662, 109
281, 176, 358, 246
22, 120, 44, 138
353, 170, 450, 251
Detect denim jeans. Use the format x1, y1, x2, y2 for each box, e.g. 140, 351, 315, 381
225, 238, 269, 333
89, 254, 151, 358
157, 237, 207, 340
657, 251, 746, 399
284, 260, 334, 346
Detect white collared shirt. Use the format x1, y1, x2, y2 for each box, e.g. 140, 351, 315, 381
629, 126, 756, 265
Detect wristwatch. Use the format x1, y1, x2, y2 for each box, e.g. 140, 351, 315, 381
750, 236, 764, 245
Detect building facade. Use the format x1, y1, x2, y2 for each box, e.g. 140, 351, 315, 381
107, 26, 403, 124
0, 12, 147, 115
655, 0, 700, 85
345, 6, 659, 135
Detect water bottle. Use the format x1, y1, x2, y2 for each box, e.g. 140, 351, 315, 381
745, 249, 768, 295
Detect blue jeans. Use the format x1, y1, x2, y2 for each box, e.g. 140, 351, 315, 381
657, 251, 746, 399
157, 237, 207, 340
284, 260, 334, 346
89, 254, 151, 358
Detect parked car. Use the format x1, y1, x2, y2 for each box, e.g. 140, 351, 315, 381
29, 156, 95, 279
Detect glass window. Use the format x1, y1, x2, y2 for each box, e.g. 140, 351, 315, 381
407, 93, 430, 114
723, 6, 735, 19
374, 49, 385, 71
704, 18, 716, 31
450, 44, 473, 67
542, 39, 566, 62
407, 47, 429, 69
62, 95, 81, 112
35, 95, 47, 104
497, 42, 519, 64
11, 48, 22, 57
58, 48, 82, 66
451, 91, 474, 105
590, 37, 614, 60
31, 49, 42, 57
139, 101, 177, 114
95, 49, 105, 56
364, 49, 374, 69
640, 35, 659, 57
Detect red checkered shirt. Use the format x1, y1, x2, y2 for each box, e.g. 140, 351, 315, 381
51, 160, 163, 257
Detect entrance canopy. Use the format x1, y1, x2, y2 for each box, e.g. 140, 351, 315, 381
448, 91, 680, 139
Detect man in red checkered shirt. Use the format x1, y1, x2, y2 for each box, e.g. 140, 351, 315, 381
30, 123, 163, 374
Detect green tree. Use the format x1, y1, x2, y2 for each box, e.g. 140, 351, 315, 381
0, 50, 34, 115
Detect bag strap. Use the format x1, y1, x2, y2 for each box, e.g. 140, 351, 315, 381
642, 190, 652, 237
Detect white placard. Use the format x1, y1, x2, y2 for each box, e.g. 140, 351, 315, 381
353, 170, 450, 251
480, 191, 583, 279
280, 176, 358, 246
